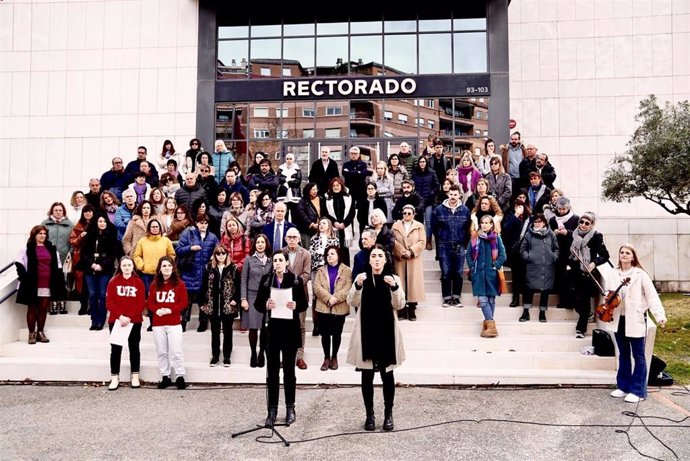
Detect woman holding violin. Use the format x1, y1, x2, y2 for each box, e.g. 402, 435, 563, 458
567, 212, 609, 339
605, 244, 666, 403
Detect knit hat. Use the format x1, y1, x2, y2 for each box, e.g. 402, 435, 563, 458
581, 211, 596, 223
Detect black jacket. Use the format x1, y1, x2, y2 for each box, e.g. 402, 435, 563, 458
255, 271, 308, 349
15, 241, 67, 305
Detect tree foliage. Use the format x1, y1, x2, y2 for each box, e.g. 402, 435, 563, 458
602, 95, 690, 216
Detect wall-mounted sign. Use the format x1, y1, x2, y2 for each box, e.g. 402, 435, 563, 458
216, 74, 490, 102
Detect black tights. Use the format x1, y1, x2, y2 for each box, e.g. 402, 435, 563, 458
319, 314, 346, 358
27, 298, 50, 333
248, 327, 267, 357
361, 369, 395, 410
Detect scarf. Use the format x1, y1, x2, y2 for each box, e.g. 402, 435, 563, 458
470, 231, 498, 261
531, 226, 548, 236
359, 271, 396, 368
456, 165, 479, 193
554, 210, 574, 228
570, 228, 595, 271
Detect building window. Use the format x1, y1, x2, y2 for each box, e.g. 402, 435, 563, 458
303, 108, 315, 117
325, 128, 341, 138
326, 106, 343, 116
254, 128, 270, 138
416, 118, 424, 126
427, 100, 435, 109
253, 107, 269, 117
302, 129, 314, 138
384, 131, 394, 137
384, 111, 393, 121
428, 120, 435, 129
483, 130, 489, 136
276, 108, 288, 118
398, 114, 408, 124
260, 67, 271, 76
282, 67, 291, 77
277, 130, 288, 139
474, 129, 481, 136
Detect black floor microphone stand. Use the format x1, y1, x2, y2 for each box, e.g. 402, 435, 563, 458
231, 318, 290, 446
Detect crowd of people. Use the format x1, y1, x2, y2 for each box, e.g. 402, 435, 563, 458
14, 133, 666, 425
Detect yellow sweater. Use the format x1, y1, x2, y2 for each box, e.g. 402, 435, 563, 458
133, 235, 175, 275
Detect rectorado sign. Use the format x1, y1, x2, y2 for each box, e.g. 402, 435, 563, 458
215, 74, 490, 102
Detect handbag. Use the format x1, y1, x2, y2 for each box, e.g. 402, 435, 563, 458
497, 267, 508, 295
177, 251, 195, 273
62, 251, 73, 275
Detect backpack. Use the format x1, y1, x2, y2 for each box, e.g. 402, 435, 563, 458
592, 329, 615, 357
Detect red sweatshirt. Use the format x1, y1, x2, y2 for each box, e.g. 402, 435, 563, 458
148, 278, 188, 327
106, 274, 147, 324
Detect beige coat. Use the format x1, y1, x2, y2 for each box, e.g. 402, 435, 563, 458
314, 264, 353, 316
346, 275, 406, 372
604, 267, 666, 338
391, 220, 427, 303
122, 214, 161, 256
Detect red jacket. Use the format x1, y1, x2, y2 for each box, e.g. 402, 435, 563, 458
148, 278, 188, 327
106, 274, 147, 324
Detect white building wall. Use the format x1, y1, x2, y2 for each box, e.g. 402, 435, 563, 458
0, 0, 199, 264
508, 0, 690, 287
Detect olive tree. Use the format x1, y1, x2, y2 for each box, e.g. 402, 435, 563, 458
602, 96, 690, 216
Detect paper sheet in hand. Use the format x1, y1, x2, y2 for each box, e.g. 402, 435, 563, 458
270, 287, 293, 320
109, 321, 133, 346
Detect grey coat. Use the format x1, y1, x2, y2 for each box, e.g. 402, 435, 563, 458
520, 227, 559, 291
240, 253, 273, 329
485, 172, 513, 212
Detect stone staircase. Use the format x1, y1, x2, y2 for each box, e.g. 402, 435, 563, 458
0, 249, 616, 385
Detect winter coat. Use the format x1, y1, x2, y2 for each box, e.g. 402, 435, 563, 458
254, 271, 308, 349
466, 235, 507, 297
15, 241, 67, 305
539, 163, 557, 189
604, 267, 667, 338
391, 192, 424, 223
314, 264, 353, 316
248, 172, 280, 197
211, 150, 235, 183
346, 274, 406, 372
200, 263, 241, 318
174, 184, 206, 209
486, 172, 513, 212
240, 253, 273, 330
133, 235, 175, 275
412, 168, 440, 207
429, 154, 451, 184
220, 233, 251, 272
388, 166, 409, 200
373, 174, 395, 221
324, 192, 355, 246
397, 152, 417, 174
221, 181, 249, 205
78, 227, 122, 277
176, 227, 219, 292
308, 158, 340, 196
114, 204, 136, 240
392, 220, 427, 303
294, 197, 323, 236
520, 227, 559, 291
342, 160, 372, 200
356, 196, 388, 229
278, 164, 303, 202
122, 215, 161, 256
41, 218, 73, 262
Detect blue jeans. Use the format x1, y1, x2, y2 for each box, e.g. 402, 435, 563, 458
85, 274, 110, 327
424, 205, 433, 239
437, 243, 465, 299
614, 316, 647, 398
478, 296, 496, 320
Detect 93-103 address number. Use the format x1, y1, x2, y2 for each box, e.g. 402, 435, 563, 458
466, 87, 489, 94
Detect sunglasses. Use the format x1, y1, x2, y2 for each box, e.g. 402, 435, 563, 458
402, 211, 413, 216
214, 252, 227, 256
579, 220, 591, 225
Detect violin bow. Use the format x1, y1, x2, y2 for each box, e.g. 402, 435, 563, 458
571, 248, 606, 295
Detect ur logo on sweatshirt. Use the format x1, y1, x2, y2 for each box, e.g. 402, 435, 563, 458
116, 286, 138, 297
155, 290, 176, 303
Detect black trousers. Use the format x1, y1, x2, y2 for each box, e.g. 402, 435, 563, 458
266, 341, 298, 408
361, 368, 395, 410
319, 313, 346, 358
210, 316, 234, 360
108, 322, 142, 374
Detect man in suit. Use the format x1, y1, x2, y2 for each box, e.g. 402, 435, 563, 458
308, 146, 340, 195
282, 227, 312, 370
263, 202, 295, 252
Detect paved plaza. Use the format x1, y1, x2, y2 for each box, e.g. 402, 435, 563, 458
1, 383, 689, 460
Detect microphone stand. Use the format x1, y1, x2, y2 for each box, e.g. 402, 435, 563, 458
232, 273, 290, 447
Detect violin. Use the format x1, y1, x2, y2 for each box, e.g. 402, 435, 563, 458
595, 277, 630, 322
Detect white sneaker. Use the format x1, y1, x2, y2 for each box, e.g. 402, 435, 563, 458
575, 331, 585, 339
130, 373, 140, 389
610, 389, 627, 398
108, 375, 119, 391
624, 393, 644, 403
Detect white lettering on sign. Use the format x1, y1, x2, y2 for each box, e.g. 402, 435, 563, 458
283, 77, 417, 98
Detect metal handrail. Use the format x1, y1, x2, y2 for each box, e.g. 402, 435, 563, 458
0, 260, 18, 305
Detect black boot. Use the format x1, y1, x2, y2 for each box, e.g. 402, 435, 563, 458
285, 404, 296, 425
78, 303, 88, 316
197, 313, 208, 332
59, 301, 68, 314
509, 294, 519, 307
364, 408, 375, 431
49, 302, 58, 315
265, 407, 278, 428
397, 306, 408, 320
257, 348, 265, 368
382, 406, 394, 431
408, 304, 417, 322
519, 308, 530, 322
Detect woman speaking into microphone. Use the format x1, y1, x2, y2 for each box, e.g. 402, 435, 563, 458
254, 251, 308, 428
347, 245, 406, 432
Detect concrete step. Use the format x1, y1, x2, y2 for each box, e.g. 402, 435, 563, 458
0, 355, 615, 386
